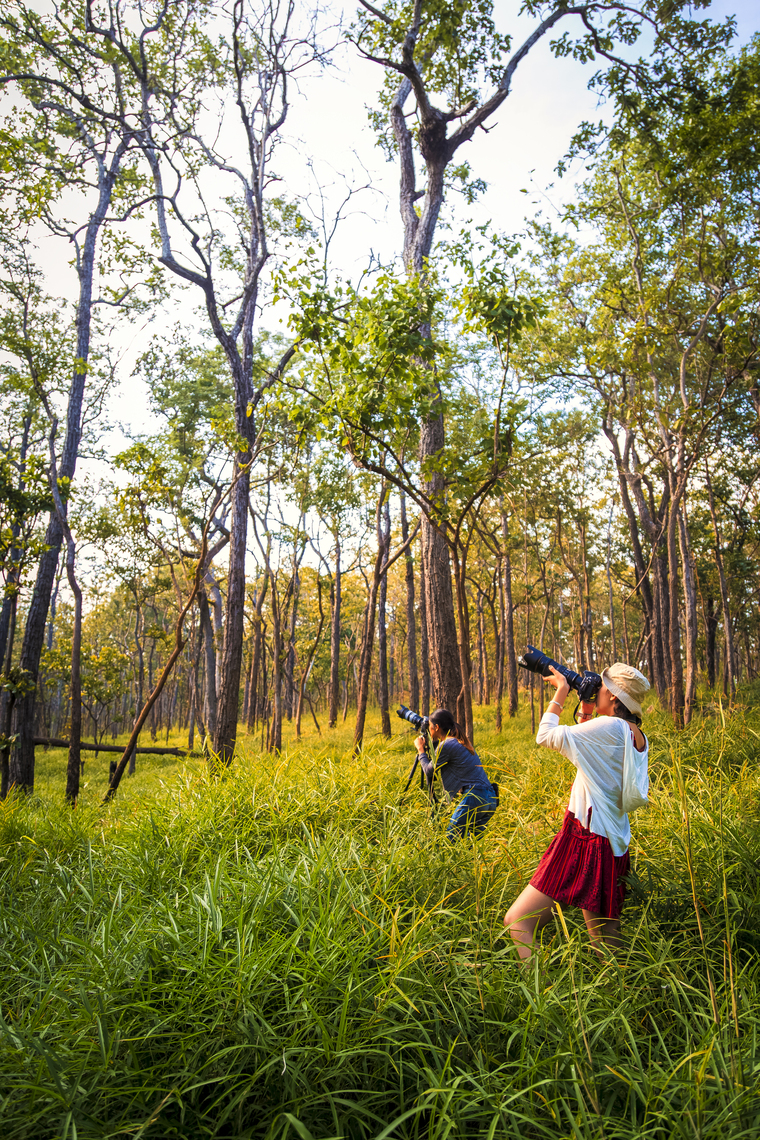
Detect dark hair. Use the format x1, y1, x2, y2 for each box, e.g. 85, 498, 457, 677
610, 695, 642, 727
429, 708, 476, 753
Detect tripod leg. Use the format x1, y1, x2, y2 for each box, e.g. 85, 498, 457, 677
402, 753, 420, 795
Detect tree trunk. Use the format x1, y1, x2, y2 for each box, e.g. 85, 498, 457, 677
399, 493, 420, 712
605, 503, 617, 663
199, 587, 217, 746
0, 414, 30, 677
295, 581, 325, 739
419, 538, 431, 715
205, 568, 224, 689
703, 593, 718, 690
501, 519, 518, 718
129, 604, 145, 777
652, 551, 670, 702
677, 505, 698, 725
328, 536, 341, 727
705, 463, 737, 695
579, 520, 595, 670
268, 592, 283, 754
242, 634, 253, 725
450, 547, 474, 741
247, 579, 268, 731
64, 573, 83, 805
495, 562, 505, 730
538, 599, 551, 718
354, 487, 388, 752
378, 498, 392, 737
10, 151, 124, 794
214, 457, 249, 763
476, 592, 486, 705
420, 413, 462, 715
284, 567, 299, 721
666, 495, 685, 726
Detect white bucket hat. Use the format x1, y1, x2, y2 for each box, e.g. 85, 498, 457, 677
601, 663, 650, 717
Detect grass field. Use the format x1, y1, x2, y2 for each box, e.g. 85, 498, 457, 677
2, 698, 760, 1139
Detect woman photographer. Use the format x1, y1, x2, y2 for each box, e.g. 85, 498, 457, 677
504, 663, 649, 961
415, 708, 498, 840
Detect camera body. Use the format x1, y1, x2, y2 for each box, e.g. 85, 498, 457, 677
518, 645, 602, 705
396, 704, 429, 733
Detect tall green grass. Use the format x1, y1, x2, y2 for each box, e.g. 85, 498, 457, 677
2, 702, 760, 1138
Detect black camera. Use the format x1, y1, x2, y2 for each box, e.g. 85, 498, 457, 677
396, 704, 428, 732
518, 645, 602, 705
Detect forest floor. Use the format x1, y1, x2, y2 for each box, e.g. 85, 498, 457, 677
2, 697, 760, 1139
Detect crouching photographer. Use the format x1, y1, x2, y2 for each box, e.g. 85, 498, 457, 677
398, 705, 498, 841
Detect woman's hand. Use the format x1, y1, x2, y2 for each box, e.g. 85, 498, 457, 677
547, 665, 570, 701
415, 735, 426, 754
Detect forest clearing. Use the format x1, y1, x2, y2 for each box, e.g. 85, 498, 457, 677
2, 699, 760, 1137
2, 0, 760, 1136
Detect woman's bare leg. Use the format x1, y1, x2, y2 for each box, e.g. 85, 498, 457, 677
582, 909, 622, 959
504, 885, 556, 961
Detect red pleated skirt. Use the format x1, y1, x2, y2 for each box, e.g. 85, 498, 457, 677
530, 810, 630, 919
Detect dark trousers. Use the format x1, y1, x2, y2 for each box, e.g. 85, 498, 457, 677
447, 785, 498, 840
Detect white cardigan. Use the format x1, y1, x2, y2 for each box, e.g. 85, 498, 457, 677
536, 712, 649, 857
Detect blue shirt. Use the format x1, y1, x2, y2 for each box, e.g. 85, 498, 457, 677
420, 737, 491, 797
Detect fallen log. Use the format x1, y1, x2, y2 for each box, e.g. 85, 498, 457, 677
34, 737, 189, 758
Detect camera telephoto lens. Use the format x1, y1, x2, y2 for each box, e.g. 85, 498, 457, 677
518, 645, 602, 704
396, 705, 428, 732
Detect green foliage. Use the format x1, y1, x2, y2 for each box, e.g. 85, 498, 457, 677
279, 269, 441, 452
355, 0, 511, 152
42, 640, 130, 724
1, 706, 760, 1137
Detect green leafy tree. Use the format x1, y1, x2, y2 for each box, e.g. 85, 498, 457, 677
351, 0, 732, 719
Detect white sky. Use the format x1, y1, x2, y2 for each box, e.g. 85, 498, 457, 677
17, 0, 758, 542
104, 0, 758, 441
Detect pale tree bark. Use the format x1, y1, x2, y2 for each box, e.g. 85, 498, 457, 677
665, 488, 686, 725
246, 578, 268, 731
677, 505, 698, 723
503, 546, 518, 718
418, 539, 430, 715
205, 569, 224, 694
9, 143, 129, 793
0, 414, 31, 677
605, 501, 618, 663
198, 588, 217, 746
418, 414, 462, 713
556, 509, 594, 670
0, 414, 31, 797
354, 488, 388, 752
399, 493, 420, 711
295, 579, 325, 739
44, 418, 83, 805
284, 565, 300, 721
495, 565, 505, 730
377, 497, 392, 737
476, 591, 486, 705
328, 535, 342, 727
353, 489, 420, 753
705, 462, 737, 695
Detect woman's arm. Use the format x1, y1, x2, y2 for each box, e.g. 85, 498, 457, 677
546, 666, 570, 710
415, 734, 437, 778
